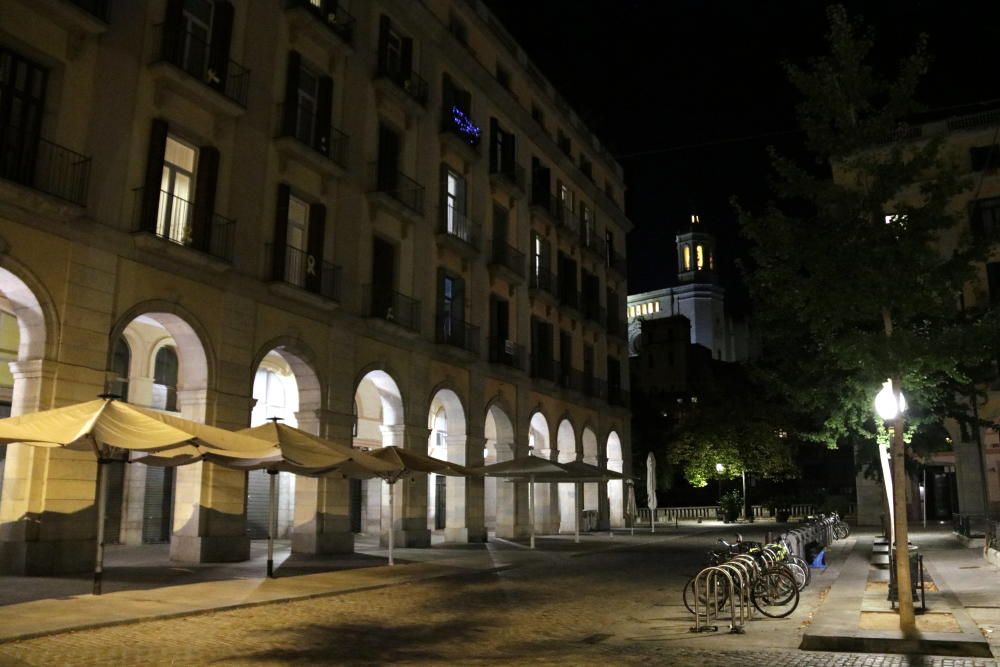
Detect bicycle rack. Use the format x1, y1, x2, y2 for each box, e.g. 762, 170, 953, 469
690, 566, 738, 633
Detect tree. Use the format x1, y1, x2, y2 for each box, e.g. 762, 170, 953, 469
740, 5, 996, 631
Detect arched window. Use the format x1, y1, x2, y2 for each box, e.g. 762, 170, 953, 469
111, 336, 131, 401
696, 244, 705, 270
683, 245, 691, 271
153, 346, 179, 411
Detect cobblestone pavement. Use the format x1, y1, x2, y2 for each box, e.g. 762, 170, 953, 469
0, 528, 994, 666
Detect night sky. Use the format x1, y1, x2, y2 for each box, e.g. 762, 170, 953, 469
484, 0, 1000, 303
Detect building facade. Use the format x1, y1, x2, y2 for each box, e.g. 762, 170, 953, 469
626, 215, 749, 363
0, 0, 632, 574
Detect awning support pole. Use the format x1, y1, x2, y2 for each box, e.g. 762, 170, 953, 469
388, 479, 395, 566
267, 470, 277, 578
529, 475, 535, 550
575, 481, 581, 544
93, 459, 109, 596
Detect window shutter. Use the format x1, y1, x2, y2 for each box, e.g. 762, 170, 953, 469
208, 1, 235, 93
489, 118, 499, 171
140, 119, 169, 233
442, 74, 455, 110
436, 267, 447, 333
191, 145, 219, 253
401, 37, 413, 76
272, 184, 291, 281
315, 75, 334, 155
162, 0, 185, 62
305, 203, 326, 294
377, 15, 391, 73
502, 128, 516, 174
282, 51, 301, 137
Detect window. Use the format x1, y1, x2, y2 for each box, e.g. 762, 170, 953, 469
683, 245, 691, 271
696, 244, 705, 270
496, 64, 510, 90
489, 118, 516, 177
448, 12, 468, 45
580, 154, 593, 179
158, 135, 197, 244
295, 62, 320, 146
444, 168, 466, 234
181, 0, 214, 77
531, 103, 545, 129
558, 183, 572, 218
384, 24, 403, 74
557, 130, 571, 156
581, 204, 594, 245
153, 346, 179, 412
286, 195, 310, 286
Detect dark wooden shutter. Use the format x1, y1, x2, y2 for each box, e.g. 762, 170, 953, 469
489, 117, 499, 171
140, 119, 169, 233
282, 51, 301, 137
272, 184, 291, 281
191, 145, 219, 252
436, 267, 447, 336
502, 127, 516, 174
377, 15, 391, 72
401, 37, 413, 76
306, 203, 326, 294
315, 75, 334, 155
161, 0, 185, 62
533, 164, 550, 203
442, 74, 455, 110
208, 0, 234, 93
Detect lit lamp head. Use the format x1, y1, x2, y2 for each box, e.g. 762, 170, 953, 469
715, 463, 724, 474
874, 379, 907, 421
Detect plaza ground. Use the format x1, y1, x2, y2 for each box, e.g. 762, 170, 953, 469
0, 524, 996, 666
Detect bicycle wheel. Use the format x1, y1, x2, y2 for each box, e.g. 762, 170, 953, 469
783, 562, 807, 591
834, 522, 850, 539
684, 573, 730, 616
751, 568, 800, 618
788, 554, 811, 587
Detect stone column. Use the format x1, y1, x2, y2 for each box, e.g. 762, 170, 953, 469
170, 389, 250, 563
398, 424, 431, 547
120, 462, 147, 545
0, 359, 102, 575
447, 433, 485, 543
292, 408, 354, 554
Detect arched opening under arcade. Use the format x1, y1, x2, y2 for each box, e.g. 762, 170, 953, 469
607, 431, 624, 528
484, 403, 515, 537
352, 369, 404, 542
556, 419, 578, 533
426, 388, 467, 542
582, 427, 599, 528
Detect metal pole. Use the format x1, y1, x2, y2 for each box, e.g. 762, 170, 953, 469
891, 400, 915, 632
266, 470, 277, 578
922, 468, 927, 529
93, 459, 109, 596
574, 481, 581, 544
388, 479, 395, 566
529, 475, 535, 549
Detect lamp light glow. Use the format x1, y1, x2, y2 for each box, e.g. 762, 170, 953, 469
875, 379, 906, 420
715, 463, 724, 473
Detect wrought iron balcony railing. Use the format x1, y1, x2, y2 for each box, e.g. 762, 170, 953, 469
132, 187, 234, 262
265, 243, 341, 301
436, 314, 480, 355
369, 162, 425, 215
488, 337, 523, 371
152, 22, 250, 107
363, 284, 420, 332
441, 106, 482, 147
438, 208, 479, 249
489, 239, 525, 278
530, 269, 556, 295
286, 0, 355, 44
375, 61, 428, 106
489, 161, 524, 191
278, 104, 348, 168
529, 354, 556, 382
0, 133, 91, 205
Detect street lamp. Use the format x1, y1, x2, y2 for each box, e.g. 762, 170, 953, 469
715, 463, 724, 504
874, 378, 916, 632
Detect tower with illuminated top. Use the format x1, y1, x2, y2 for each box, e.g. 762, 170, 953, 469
676, 213, 716, 284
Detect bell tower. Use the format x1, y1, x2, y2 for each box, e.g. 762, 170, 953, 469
676, 213, 716, 284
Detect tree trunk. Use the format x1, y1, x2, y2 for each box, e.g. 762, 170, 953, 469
891, 383, 915, 632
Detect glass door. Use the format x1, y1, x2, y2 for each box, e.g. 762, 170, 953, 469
158, 136, 197, 244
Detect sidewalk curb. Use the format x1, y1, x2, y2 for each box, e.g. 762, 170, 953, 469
0, 561, 519, 646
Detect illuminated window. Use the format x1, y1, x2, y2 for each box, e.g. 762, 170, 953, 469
654, 302, 660, 313
696, 245, 704, 270
709, 252, 714, 270
683, 245, 691, 271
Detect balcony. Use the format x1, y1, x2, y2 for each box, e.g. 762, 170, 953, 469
265, 244, 341, 304
284, 0, 355, 51
559, 287, 580, 315
149, 23, 250, 116
363, 285, 421, 333
275, 104, 348, 180
489, 161, 525, 198
488, 238, 525, 284
374, 61, 428, 113
529, 354, 556, 383
529, 269, 558, 304
440, 106, 481, 163
488, 337, 523, 372
582, 375, 602, 399
436, 314, 480, 356
436, 208, 480, 258
0, 133, 91, 206
556, 206, 579, 240
607, 248, 627, 278
580, 228, 606, 260
529, 190, 561, 226
558, 365, 583, 393
367, 162, 425, 224
131, 187, 235, 267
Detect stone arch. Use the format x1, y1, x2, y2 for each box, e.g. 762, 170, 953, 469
0, 257, 57, 364
607, 431, 625, 528
427, 387, 468, 540
485, 401, 516, 536
528, 409, 550, 456
556, 418, 578, 533
251, 337, 324, 431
